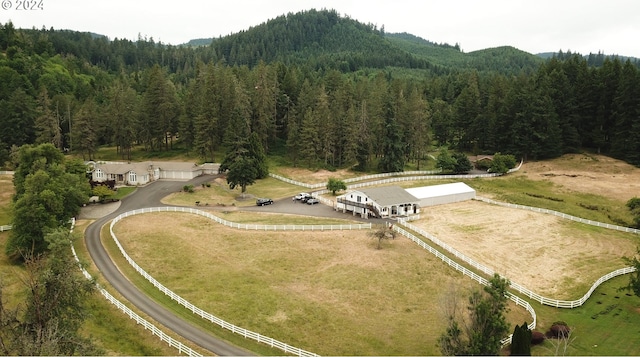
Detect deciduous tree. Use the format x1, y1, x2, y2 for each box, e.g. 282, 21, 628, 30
326, 178, 347, 195
620, 246, 640, 297
438, 274, 511, 356
0, 229, 100, 355
6, 144, 90, 259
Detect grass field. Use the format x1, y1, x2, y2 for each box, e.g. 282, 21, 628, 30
108, 153, 640, 356
2, 152, 640, 355
0, 175, 13, 225
112, 211, 532, 356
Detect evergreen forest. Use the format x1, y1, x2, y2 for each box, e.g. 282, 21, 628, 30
1, 8, 640, 170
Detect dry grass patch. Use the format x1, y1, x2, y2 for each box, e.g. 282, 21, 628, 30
212, 211, 363, 225
273, 167, 358, 184
112, 212, 529, 356
0, 175, 13, 225
414, 200, 638, 299
520, 153, 640, 203
162, 177, 302, 207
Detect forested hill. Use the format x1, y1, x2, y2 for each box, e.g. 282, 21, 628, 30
206, 9, 434, 72
195, 9, 546, 75
2, 9, 640, 172
384, 32, 544, 74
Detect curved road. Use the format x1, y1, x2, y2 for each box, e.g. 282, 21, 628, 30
85, 175, 253, 356
85, 176, 382, 356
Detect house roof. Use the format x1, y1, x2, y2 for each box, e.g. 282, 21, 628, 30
97, 163, 150, 175
149, 161, 200, 171
406, 182, 476, 199
96, 161, 200, 174
357, 186, 419, 206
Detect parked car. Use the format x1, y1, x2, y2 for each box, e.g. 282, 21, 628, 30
256, 198, 274, 206
306, 198, 319, 205
294, 192, 311, 201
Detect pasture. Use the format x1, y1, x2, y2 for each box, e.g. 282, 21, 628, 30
112, 211, 531, 356
109, 153, 640, 355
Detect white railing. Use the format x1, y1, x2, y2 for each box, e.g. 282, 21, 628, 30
474, 197, 640, 235
0, 225, 11, 232
396, 218, 637, 309
112, 206, 371, 231
68, 220, 202, 356
270, 171, 503, 191
0, 171, 14, 175
341, 169, 442, 183
390, 224, 536, 346
269, 159, 522, 191
110, 206, 376, 357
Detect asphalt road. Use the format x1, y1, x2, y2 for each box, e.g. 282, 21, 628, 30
85, 175, 253, 356
84, 177, 386, 356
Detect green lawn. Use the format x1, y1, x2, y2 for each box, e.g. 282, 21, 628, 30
2, 152, 639, 355
530, 277, 640, 356
397, 175, 636, 228
109, 211, 640, 355
0, 175, 13, 225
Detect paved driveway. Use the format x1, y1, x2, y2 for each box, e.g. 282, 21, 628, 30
241, 195, 387, 224
84, 177, 386, 356
84, 175, 253, 356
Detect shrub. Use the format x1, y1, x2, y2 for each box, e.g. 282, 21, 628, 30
549, 322, 570, 338
490, 152, 517, 174
531, 331, 545, 345
182, 185, 194, 193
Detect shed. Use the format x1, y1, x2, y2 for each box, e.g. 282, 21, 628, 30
405, 182, 476, 207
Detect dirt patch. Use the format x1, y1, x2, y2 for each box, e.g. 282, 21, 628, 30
519, 153, 640, 202
0, 176, 13, 203
275, 167, 356, 184
414, 200, 637, 299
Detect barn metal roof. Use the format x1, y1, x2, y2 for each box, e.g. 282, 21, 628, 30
405, 182, 475, 199
356, 186, 420, 206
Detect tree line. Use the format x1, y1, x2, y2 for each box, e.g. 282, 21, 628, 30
1, 20, 640, 171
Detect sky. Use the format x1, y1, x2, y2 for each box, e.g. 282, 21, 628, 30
2, 0, 640, 57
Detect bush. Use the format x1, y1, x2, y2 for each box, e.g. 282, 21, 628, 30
548, 322, 571, 338
182, 185, 194, 193
531, 331, 545, 345
490, 152, 517, 174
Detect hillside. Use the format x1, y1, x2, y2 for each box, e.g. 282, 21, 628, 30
206, 9, 434, 71
385, 32, 544, 74
191, 10, 546, 75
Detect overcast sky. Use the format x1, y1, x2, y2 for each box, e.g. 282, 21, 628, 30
2, 0, 639, 57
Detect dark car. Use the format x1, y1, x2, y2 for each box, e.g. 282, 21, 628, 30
306, 198, 319, 205
256, 198, 273, 206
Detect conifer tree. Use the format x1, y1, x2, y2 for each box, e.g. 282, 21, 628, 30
34, 88, 62, 150
510, 322, 532, 356
378, 96, 405, 172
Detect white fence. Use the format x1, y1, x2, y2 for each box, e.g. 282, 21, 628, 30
109, 206, 379, 357
112, 206, 371, 231
475, 197, 640, 235
0, 171, 14, 175
0, 225, 11, 232
396, 216, 637, 309
68, 219, 202, 356
269, 159, 522, 192
270, 171, 503, 191
390, 223, 536, 346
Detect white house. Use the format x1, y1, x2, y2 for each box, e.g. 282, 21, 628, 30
91, 161, 220, 186
405, 182, 476, 207
336, 186, 420, 219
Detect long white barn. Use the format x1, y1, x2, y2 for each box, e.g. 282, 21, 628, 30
405, 182, 476, 207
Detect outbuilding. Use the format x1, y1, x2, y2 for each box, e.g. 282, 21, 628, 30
405, 182, 476, 207
336, 185, 420, 219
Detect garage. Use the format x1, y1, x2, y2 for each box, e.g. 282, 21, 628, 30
405, 182, 476, 207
